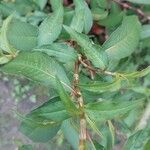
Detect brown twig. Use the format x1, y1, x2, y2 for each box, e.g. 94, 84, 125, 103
73, 60, 87, 150
78, 55, 117, 77
113, 0, 150, 21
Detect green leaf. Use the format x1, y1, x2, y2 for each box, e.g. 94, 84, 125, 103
102, 16, 141, 61
34, 42, 77, 63
71, 0, 93, 33
34, 0, 47, 10
0, 52, 71, 91
0, 0, 38, 17
123, 124, 150, 150
56, 77, 78, 115
0, 15, 38, 52
124, 66, 150, 79
7, 18, 38, 51
80, 79, 121, 93
28, 97, 71, 122
19, 97, 70, 142
0, 15, 16, 53
98, 2, 124, 28
70, 9, 84, 33
126, 0, 150, 4
19, 145, 33, 150
38, 0, 64, 45
85, 99, 143, 121
92, 8, 108, 21
86, 115, 104, 138
93, 141, 105, 150
63, 25, 108, 69
61, 119, 79, 150
106, 121, 115, 150
19, 117, 60, 143
141, 25, 150, 39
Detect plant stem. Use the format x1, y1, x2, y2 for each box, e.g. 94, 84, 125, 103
73, 60, 87, 150
78, 55, 117, 77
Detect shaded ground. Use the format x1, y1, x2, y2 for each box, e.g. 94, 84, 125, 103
0, 74, 54, 150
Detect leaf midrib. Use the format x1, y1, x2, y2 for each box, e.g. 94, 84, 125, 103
10, 61, 72, 91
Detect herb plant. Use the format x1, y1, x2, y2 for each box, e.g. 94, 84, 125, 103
0, 0, 150, 149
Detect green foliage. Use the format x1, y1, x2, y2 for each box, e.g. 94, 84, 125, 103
85, 99, 143, 121
38, 0, 63, 45
102, 16, 141, 61
19, 97, 70, 142
64, 25, 108, 69
0, 0, 149, 149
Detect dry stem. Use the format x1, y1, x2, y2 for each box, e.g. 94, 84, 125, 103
73, 60, 87, 150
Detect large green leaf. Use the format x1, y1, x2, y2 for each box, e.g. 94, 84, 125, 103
0, 52, 71, 91
102, 16, 141, 61
126, 0, 150, 4
85, 99, 143, 121
38, 0, 64, 45
56, 77, 79, 115
0, 15, 38, 52
80, 79, 121, 93
71, 0, 93, 33
64, 25, 108, 69
19, 97, 70, 142
34, 43, 77, 63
